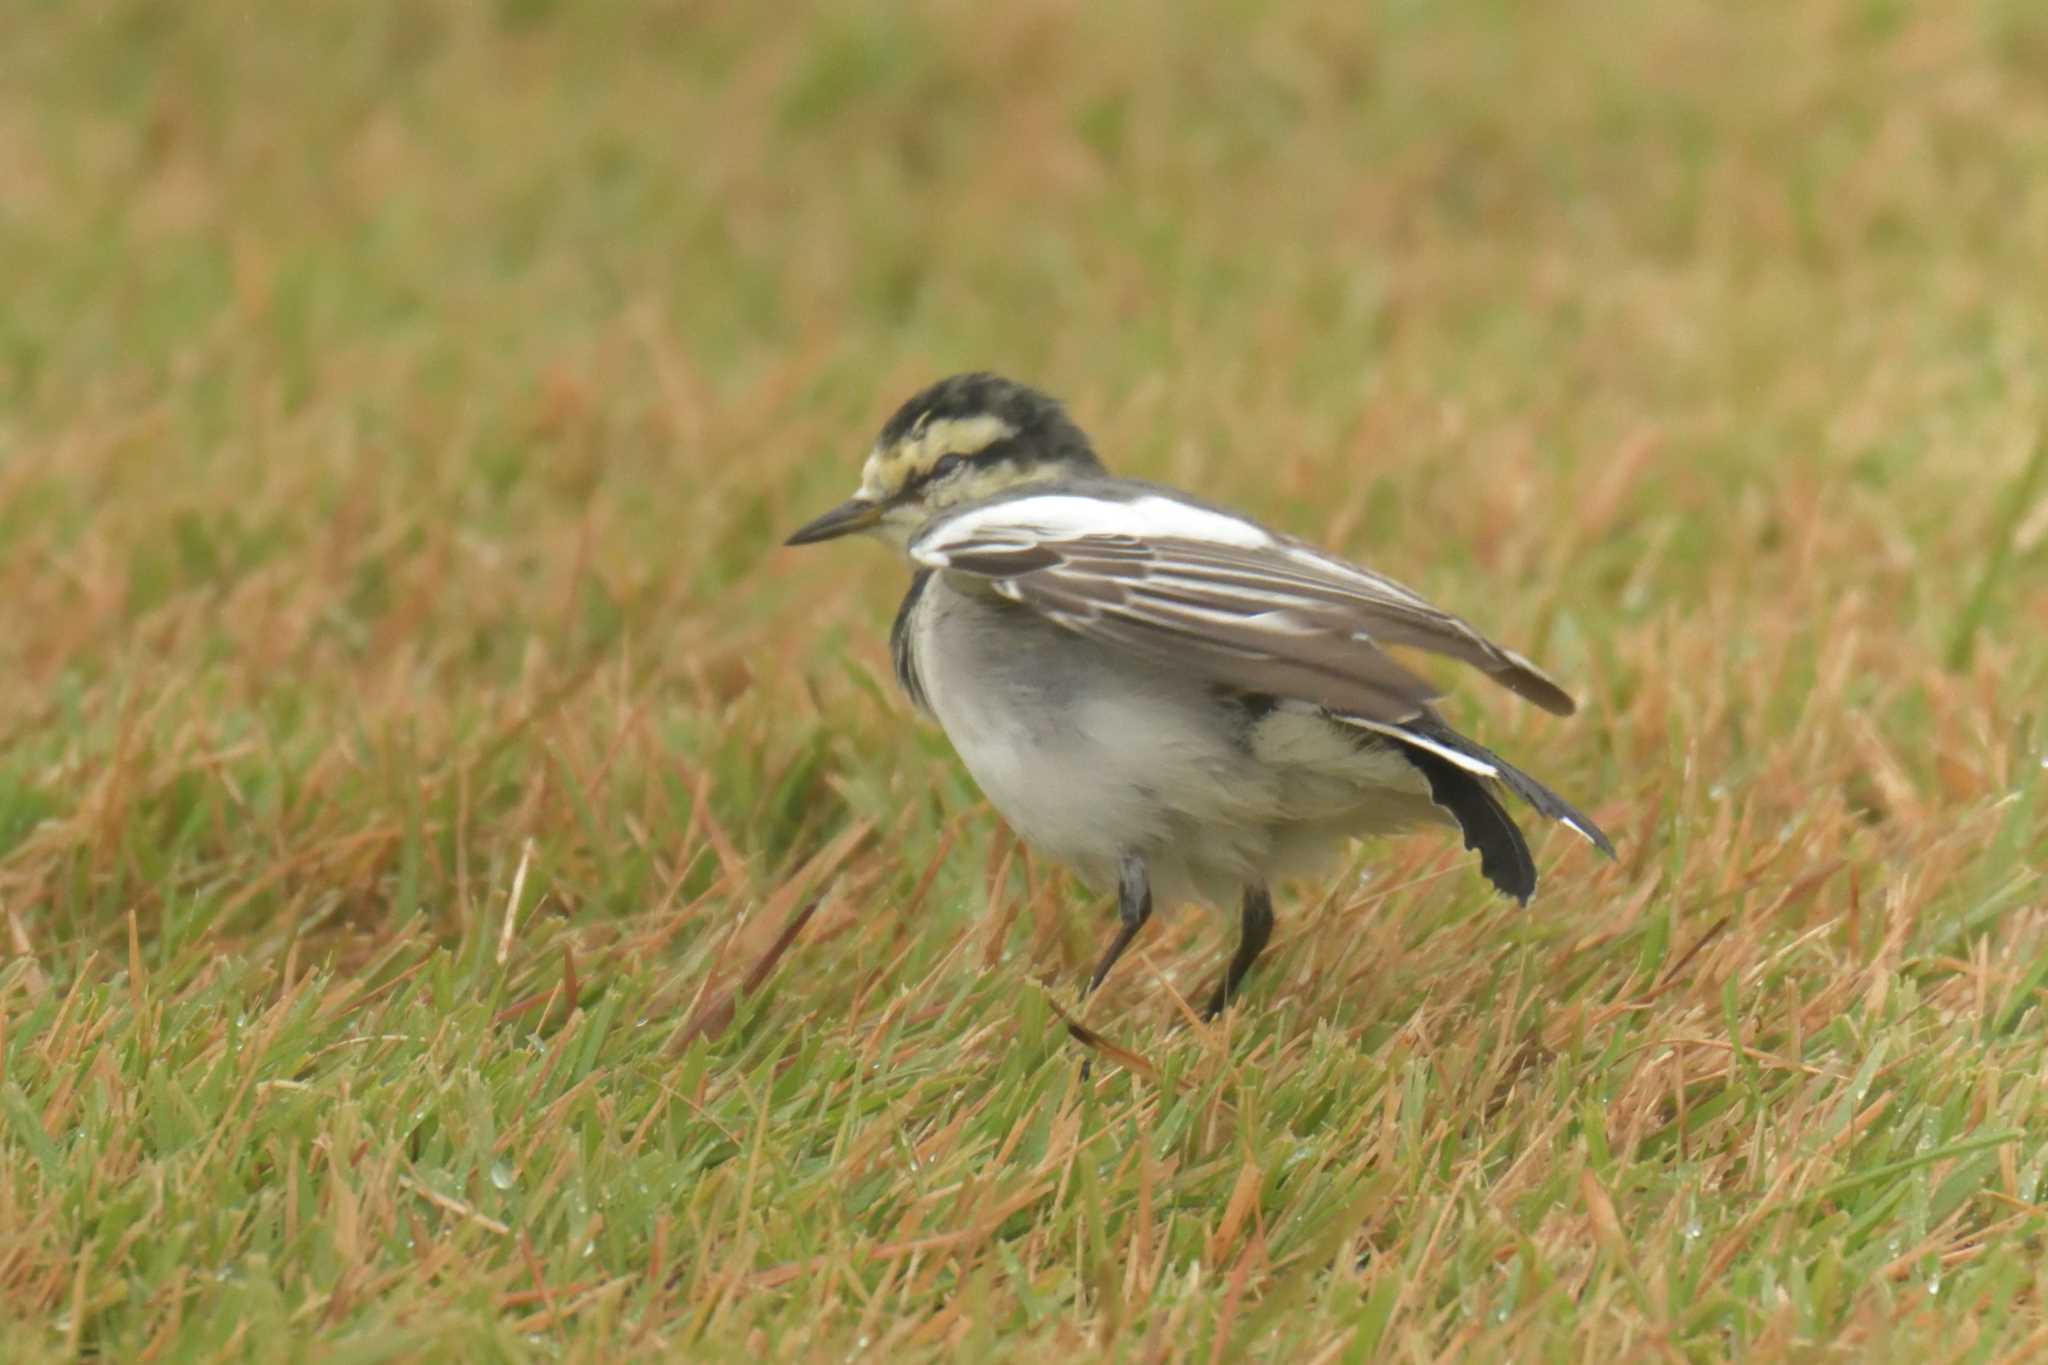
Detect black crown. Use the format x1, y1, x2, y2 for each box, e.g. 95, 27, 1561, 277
878, 373, 1102, 472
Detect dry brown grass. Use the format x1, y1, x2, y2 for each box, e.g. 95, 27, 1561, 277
1, 0, 2045, 1359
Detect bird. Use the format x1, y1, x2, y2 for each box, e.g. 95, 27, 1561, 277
786, 372, 1612, 1019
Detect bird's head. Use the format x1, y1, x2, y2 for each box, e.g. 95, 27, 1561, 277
785, 373, 1104, 551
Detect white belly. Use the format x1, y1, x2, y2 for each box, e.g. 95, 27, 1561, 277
909, 574, 1439, 908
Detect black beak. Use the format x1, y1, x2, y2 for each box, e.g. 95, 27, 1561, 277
785, 497, 883, 546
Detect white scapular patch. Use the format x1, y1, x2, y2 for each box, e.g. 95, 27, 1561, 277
915, 492, 1274, 564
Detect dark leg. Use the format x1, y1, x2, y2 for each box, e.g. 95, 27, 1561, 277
1204, 885, 1275, 1019
1083, 855, 1153, 1000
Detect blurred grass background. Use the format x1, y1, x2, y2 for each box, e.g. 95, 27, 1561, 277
2, 0, 2046, 1359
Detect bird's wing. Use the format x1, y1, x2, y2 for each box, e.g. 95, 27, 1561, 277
909, 489, 1577, 727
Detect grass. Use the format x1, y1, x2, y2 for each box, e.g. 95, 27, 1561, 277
2, 0, 2047, 1358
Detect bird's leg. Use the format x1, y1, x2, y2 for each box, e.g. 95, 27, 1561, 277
1203, 884, 1274, 1019
1083, 854, 1153, 1002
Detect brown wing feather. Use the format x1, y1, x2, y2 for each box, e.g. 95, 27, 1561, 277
929, 529, 1576, 722
1142, 538, 1578, 715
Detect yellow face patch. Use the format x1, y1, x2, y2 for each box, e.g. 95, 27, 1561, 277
856, 413, 1018, 502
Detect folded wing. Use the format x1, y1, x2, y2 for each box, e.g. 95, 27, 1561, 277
910, 489, 1577, 728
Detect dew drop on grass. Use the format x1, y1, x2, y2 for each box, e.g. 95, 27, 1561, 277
1683, 1219, 1704, 1243
490, 1161, 516, 1190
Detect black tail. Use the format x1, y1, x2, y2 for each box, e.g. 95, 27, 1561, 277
1399, 744, 1539, 903
1390, 717, 1615, 904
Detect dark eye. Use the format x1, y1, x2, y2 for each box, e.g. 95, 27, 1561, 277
930, 454, 963, 480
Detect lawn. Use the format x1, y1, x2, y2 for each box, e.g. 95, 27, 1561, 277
2, 0, 2046, 1359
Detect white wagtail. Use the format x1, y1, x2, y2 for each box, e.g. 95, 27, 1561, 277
788, 373, 1612, 1017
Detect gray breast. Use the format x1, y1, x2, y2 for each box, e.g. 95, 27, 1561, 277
900, 570, 1446, 909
